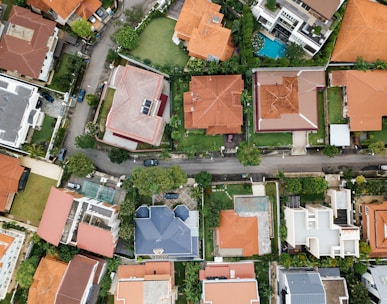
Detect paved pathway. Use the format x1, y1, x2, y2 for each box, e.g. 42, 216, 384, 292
20, 156, 63, 184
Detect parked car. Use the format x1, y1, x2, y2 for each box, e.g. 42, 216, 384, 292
36, 98, 42, 109
41, 92, 54, 103
58, 148, 67, 162
66, 182, 81, 191
89, 15, 96, 23
164, 192, 179, 199
380, 165, 387, 171
143, 159, 159, 167
77, 89, 86, 102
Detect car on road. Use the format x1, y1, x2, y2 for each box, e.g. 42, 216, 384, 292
58, 148, 67, 162
164, 192, 179, 199
143, 159, 159, 167
77, 89, 86, 102
41, 92, 54, 103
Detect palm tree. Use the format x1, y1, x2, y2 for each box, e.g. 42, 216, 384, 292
25, 143, 45, 159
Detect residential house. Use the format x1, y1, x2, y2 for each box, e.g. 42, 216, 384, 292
28, 254, 106, 304
362, 201, 387, 258
0, 228, 25, 300
27, 0, 110, 30
284, 204, 360, 258
199, 262, 259, 304
362, 265, 387, 304
105, 65, 168, 150
37, 187, 120, 257
252, 0, 345, 57
134, 205, 200, 259
331, 0, 387, 62
216, 195, 271, 257
0, 76, 44, 149
184, 75, 244, 135
0, 154, 27, 212
330, 70, 387, 132
114, 261, 177, 304
277, 267, 349, 304
173, 0, 234, 61
253, 67, 325, 132
0, 6, 59, 82
327, 188, 354, 225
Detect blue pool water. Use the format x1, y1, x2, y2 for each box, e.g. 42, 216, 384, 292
257, 33, 287, 59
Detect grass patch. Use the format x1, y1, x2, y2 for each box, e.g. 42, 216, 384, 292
130, 17, 189, 67
2, 0, 13, 20
31, 115, 56, 144
98, 88, 115, 126
255, 261, 271, 304
250, 132, 292, 147
175, 262, 187, 304
308, 91, 326, 145
368, 117, 387, 144
10, 174, 57, 226
327, 87, 346, 124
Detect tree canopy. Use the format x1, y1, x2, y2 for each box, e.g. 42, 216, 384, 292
236, 141, 261, 166
131, 165, 187, 196
71, 18, 93, 38
115, 26, 139, 50
194, 171, 212, 189
109, 147, 129, 164
66, 152, 95, 177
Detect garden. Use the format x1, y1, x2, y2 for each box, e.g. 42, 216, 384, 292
327, 87, 346, 124
308, 90, 326, 146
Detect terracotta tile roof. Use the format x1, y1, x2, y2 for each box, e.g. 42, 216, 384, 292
199, 262, 256, 280
0, 233, 14, 259
331, 70, 387, 131
57, 255, 98, 304
37, 187, 75, 246
0, 154, 24, 212
174, 0, 234, 61
75, 0, 101, 20
216, 210, 258, 256
115, 262, 174, 304
254, 68, 325, 132
106, 65, 166, 146
27, 0, 82, 20
76, 222, 116, 257
28, 256, 67, 304
331, 0, 387, 62
302, 0, 342, 19
362, 202, 387, 258
184, 75, 244, 134
0, 6, 56, 79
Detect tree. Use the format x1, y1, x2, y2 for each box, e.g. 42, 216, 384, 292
279, 223, 288, 242
369, 140, 387, 155
301, 177, 328, 194
85, 122, 99, 137
195, 171, 212, 189
66, 152, 95, 177
16, 256, 39, 288
355, 175, 366, 185
25, 143, 45, 159
285, 42, 305, 62
107, 256, 121, 273
75, 134, 96, 149
350, 282, 371, 304
124, 4, 144, 27
118, 223, 134, 240
265, 0, 277, 11
115, 26, 139, 50
322, 145, 339, 158
354, 262, 368, 275
109, 147, 129, 164
285, 178, 302, 194
236, 141, 261, 166
86, 94, 99, 107
169, 165, 188, 189
241, 89, 253, 115
58, 244, 79, 262
184, 262, 202, 304
71, 18, 93, 38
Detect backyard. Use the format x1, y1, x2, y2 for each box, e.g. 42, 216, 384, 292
327, 87, 346, 124
366, 117, 387, 144
308, 90, 326, 145
130, 17, 189, 68
31, 115, 56, 145
10, 173, 57, 226
97, 88, 115, 128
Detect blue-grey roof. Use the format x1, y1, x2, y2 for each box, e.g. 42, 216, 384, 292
135, 205, 199, 258
370, 266, 387, 303
318, 267, 340, 278
174, 205, 189, 221
285, 272, 325, 304
136, 205, 150, 218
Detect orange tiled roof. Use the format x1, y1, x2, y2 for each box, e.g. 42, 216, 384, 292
0, 233, 14, 259
331, 0, 387, 62
331, 70, 387, 131
0, 6, 56, 80
199, 262, 256, 280
28, 256, 67, 304
0, 154, 24, 212
203, 281, 259, 304
175, 0, 234, 61
254, 68, 325, 132
27, 0, 82, 20
216, 210, 258, 256
184, 75, 244, 135
75, 0, 101, 20
362, 202, 387, 258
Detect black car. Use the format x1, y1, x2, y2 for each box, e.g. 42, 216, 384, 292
143, 159, 159, 167
36, 98, 42, 109
41, 92, 54, 103
164, 192, 179, 199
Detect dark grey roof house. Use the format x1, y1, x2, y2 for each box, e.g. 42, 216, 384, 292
135, 205, 200, 259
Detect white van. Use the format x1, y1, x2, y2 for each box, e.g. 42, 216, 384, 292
66, 182, 81, 190
379, 165, 387, 171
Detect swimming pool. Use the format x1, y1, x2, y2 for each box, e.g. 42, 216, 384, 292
257, 33, 287, 59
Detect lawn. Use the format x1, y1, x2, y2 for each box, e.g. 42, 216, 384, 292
327, 87, 346, 124
250, 132, 292, 147
31, 115, 56, 144
175, 262, 188, 304
308, 91, 326, 145
2, 0, 14, 20
367, 117, 387, 144
98, 88, 115, 127
10, 173, 57, 226
130, 17, 189, 68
